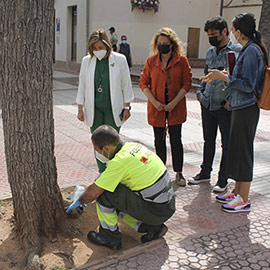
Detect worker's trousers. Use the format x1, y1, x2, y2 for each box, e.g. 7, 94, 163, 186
96, 182, 175, 242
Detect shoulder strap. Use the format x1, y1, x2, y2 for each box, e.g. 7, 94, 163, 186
249, 43, 267, 68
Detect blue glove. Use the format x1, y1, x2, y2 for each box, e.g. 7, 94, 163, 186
66, 198, 86, 213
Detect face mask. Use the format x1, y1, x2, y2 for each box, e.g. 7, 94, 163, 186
158, 44, 171, 54
93, 50, 107, 61
95, 149, 110, 163
229, 31, 239, 45
121, 40, 127, 44
209, 36, 221, 47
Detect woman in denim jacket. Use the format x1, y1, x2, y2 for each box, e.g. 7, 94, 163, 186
201, 13, 268, 213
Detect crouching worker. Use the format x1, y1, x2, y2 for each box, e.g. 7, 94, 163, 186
66, 124, 175, 250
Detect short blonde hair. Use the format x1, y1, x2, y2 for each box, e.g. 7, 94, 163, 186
150, 27, 184, 56
88, 29, 112, 58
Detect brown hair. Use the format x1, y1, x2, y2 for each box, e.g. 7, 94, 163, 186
88, 29, 112, 58
150, 27, 185, 56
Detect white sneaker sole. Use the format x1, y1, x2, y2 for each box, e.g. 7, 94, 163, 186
188, 177, 210, 184
222, 207, 251, 213
213, 183, 229, 193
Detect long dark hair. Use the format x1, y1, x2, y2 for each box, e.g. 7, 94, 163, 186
233, 13, 268, 65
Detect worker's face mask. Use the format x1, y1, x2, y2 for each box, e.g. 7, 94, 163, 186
93, 50, 107, 61
95, 149, 110, 163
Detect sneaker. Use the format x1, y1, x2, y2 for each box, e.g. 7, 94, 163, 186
216, 191, 235, 203
175, 172, 186, 187
188, 172, 210, 184
222, 194, 251, 213
213, 181, 229, 193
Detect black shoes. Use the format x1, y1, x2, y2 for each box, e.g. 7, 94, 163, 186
141, 224, 168, 244
87, 231, 122, 250
188, 171, 210, 185
87, 224, 168, 249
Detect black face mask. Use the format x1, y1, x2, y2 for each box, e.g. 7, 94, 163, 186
158, 44, 171, 54
209, 36, 221, 47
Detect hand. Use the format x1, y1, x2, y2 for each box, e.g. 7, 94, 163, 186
164, 102, 176, 112
77, 110, 85, 122
197, 94, 202, 103
200, 69, 226, 83
154, 100, 165, 111
224, 101, 229, 109
123, 109, 131, 121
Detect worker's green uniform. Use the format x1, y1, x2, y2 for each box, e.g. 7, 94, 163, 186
90, 58, 120, 173
95, 142, 175, 242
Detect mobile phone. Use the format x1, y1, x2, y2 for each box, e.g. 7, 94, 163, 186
119, 109, 125, 121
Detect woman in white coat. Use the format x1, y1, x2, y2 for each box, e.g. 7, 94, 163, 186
76, 29, 134, 173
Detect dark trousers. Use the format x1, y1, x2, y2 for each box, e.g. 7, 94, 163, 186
98, 184, 175, 242
201, 105, 231, 185
153, 124, 183, 173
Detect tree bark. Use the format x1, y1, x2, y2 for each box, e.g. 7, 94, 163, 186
0, 0, 66, 268
259, 0, 270, 61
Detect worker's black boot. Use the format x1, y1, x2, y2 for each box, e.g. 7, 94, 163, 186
141, 224, 168, 244
87, 231, 122, 250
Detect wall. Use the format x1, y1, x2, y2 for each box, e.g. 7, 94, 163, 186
53, 0, 262, 67
54, 0, 87, 64
88, 0, 221, 64
223, 0, 262, 30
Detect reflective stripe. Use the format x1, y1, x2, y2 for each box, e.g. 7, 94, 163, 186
150, 186, 174, 203
135, 171, 173, 203
118, 212, 142, 231
100, 220, 118, 231
96, 203, 118, 231
97, 202, 115, 214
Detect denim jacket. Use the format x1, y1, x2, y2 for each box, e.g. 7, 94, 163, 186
197, 41, 242, 111
227, 40, 265, 111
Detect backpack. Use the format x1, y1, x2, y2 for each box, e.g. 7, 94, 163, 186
251, 44, 270, 110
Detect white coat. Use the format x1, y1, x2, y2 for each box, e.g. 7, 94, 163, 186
76, 52, 134, 127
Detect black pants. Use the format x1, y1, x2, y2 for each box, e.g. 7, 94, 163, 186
201, 105, 231, 185
153, 124, 183, 173
227, 104, 259, 182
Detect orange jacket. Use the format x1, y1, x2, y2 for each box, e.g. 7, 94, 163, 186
140, 52, 192, 127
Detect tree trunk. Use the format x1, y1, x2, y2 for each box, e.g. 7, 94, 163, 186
0, 0, 66, 268
259, 0, 270, 61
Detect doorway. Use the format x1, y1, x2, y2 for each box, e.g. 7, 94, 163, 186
187, 27, 200, 58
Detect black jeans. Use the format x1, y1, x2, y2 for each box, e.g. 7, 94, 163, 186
201, 105, 231, 185
153, 124, 183, 173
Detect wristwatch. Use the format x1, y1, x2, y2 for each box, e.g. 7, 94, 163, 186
124, 106, 131, 110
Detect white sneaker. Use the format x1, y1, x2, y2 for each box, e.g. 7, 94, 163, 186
213, 182, 229, 193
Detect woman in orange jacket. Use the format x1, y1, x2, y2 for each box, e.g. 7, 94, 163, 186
140, 27, 192, 186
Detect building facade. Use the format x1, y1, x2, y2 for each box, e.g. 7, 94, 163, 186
54, 0, 262, 70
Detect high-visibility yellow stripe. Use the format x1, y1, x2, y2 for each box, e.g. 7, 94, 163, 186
119, 212, 142, 231
96, 203, 117, 227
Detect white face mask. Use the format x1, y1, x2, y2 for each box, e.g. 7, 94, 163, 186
230, 31, 239, 45
93, 50, 107, 61
95, 149, 110, 163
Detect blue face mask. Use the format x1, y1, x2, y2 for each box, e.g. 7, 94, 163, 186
121, 40, 127, 44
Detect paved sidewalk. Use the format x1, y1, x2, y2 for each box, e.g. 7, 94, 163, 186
1, 68, 270, 269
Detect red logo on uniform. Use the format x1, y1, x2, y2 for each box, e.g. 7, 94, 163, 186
140, 156, 148, 164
